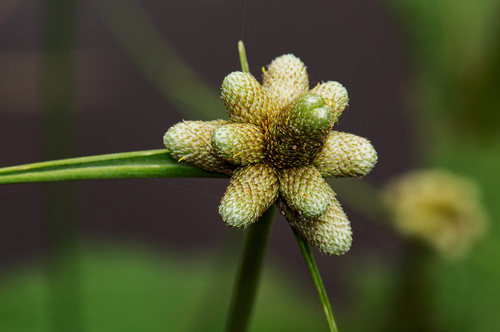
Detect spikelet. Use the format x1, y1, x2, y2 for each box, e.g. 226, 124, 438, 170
263, 54, 309, 110
211, 123, 266, 166
278, 165, 330, 219
219, 163, 279, 228
313, 131, 377, 178
267, 93, 334, 168
221, 72, 278, 128
310, 81, 349, 121
277, 182, 352, 255
163, 120, 234, 175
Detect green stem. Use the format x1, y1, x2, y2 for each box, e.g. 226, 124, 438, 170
0, 150, 227, 184
238, 40, 250, 74
388, 241, 436, 332
225, 205, 275, 332
291, 227, 339, 332
42, 0, 82, 330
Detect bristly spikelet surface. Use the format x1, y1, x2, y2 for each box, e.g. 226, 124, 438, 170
222, 72, 278, 128
278, 165, 330, 219
310, 81, 349, 121
164, 120, 234, 175
277, 181, 352, 255
313, 131, 378, 178
211, 123, 266, 166
263, 54, 309, 110
219, 163, 279, 228
267, 93, 334, 168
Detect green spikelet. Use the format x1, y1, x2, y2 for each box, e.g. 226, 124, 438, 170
219, 163, 279, 228
278, 165, 330, 219
211, 123, 266, 166
267, 93, 334, 168
277, 184, 352, 255
262, 54, 309, 110
310, 81, 348, 121
221, 71, 278, 127
313, 131, 378, 178
163, 120, 234, 175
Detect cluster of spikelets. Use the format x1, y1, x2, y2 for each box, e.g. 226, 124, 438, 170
164, 54, 378, 255
383, 170, 487, 258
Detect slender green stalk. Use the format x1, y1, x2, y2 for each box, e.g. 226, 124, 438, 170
291, 227, 338, 332
225, 205, 275, 332
238, 40, 250, 74
388, 241, 436, 332
42, 0, 83, 330
0, 150, 227, 184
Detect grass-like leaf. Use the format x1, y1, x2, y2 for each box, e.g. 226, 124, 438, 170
0, 149, 228, 185
291, 227, 339, 332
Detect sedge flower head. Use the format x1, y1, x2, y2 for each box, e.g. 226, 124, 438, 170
383, 170, 487, 258
164, 54, 377, 255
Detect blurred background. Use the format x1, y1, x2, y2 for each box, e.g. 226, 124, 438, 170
0, 0, 499, 331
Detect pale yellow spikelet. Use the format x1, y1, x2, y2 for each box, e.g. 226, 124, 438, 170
211, 123, 266, 165
163, 120, 234, 175
313, 131, 377, 178
277, 183, 352, 255
383, 170, 487, 258
221, 71, 278, 127
263, 54, 309, 110
278, 165, 330, 219
310, 81, 349, 121
219, 163, 279, 228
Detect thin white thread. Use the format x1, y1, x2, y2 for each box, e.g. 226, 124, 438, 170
236, 0, 248, 71
336, 108, 349, 130
241, 0, 247, 42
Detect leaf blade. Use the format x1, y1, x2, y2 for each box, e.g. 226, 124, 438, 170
0, 149, 228, 184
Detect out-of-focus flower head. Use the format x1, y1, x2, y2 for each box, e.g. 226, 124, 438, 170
383, 169, 487, 258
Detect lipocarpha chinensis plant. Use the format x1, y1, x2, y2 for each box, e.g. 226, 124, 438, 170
164, 54, 377, 255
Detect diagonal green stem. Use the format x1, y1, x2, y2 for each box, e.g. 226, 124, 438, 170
291, 227, 339, 332
91, 0, 227, 120
225, 205, 275, 332
0, 150, 228, 185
